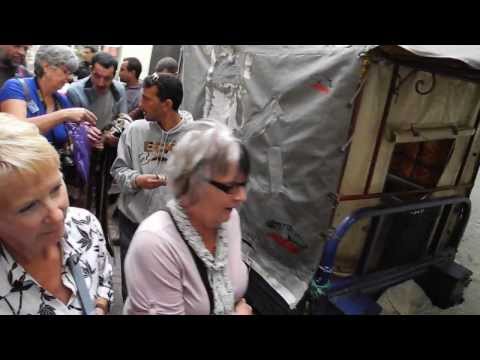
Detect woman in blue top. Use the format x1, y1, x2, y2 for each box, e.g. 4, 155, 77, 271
0, 45, 99, 148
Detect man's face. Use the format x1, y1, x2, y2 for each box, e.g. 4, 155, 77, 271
90, 63, 115, 94
140, 85, 170, 122
119, 61, 131, 83
81, 48, 94, 63
0, 45, 30, 66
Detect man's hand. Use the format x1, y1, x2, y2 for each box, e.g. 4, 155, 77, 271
234, 298, 253, 315
104, 132, 119, 147
62, 107, 97, 126
135, 174, 167, 189
86, 126, 104, 150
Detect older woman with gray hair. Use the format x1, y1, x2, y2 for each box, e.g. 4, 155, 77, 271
0, 113, 113, 315
123, 119, 252, 315
0, 45, 98, 149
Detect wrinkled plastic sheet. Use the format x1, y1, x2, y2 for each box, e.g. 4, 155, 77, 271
181, 45, 367, 308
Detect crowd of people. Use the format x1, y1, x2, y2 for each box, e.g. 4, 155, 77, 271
0, 45, 253, 315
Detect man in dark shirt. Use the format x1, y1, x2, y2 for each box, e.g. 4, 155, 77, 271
68, 52, 127, 253
119, 57, 143, 113
0, 45, 31, 87
75, 45, 98, 80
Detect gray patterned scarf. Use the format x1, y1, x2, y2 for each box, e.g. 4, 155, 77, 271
166, 199, 235, 315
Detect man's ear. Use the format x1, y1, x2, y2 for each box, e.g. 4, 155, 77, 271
165, 98, 174, 110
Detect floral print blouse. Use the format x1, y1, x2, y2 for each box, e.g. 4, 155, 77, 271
0, 207, 114, 315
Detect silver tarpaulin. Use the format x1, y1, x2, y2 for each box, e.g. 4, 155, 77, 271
180, 45, 368, 307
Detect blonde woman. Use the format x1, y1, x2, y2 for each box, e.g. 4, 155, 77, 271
0, 114, 113, 315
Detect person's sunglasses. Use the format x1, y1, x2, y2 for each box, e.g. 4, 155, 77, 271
208, 179, 247, 194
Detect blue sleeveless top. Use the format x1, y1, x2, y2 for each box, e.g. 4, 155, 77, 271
0, 77, 72, 147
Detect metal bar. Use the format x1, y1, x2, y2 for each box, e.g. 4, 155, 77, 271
364, 63, 399, 195
455, 107, 480, 186
423, 205, 445, 256
329, 255, 452, 298
314, 196, 470, 286
329, 64, 369, 228
427, 204, 453, 254
386, 173, 425, 190
451, 205, 471, 250
358, 215, 386, 275
338, 183, 473, 201
435, 203, 469, 254
433, 206, 455, 255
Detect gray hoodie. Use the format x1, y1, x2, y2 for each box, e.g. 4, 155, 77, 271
111, 111, 193, 224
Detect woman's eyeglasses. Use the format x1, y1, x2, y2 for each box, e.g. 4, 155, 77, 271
208, 179, 247, 194
53, 65, 73, 77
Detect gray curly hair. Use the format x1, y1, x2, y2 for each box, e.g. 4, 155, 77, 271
34, 45, 79, 78
166, 119, 249, 201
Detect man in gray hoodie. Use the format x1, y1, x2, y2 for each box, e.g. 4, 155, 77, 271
111, 73, 193, 300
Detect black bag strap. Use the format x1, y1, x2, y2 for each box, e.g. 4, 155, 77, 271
164, 210, 214, 315
18, 77, 61, 110
67, 255, 96, 315
18, 78, 63, 147
17, 77, 32, 103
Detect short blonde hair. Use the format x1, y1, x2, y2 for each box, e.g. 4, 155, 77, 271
0, 113, 59, 186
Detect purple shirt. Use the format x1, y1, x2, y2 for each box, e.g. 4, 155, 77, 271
123, 209, 248, 315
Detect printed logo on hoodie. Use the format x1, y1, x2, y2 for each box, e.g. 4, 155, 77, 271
139, 140, 176, 165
